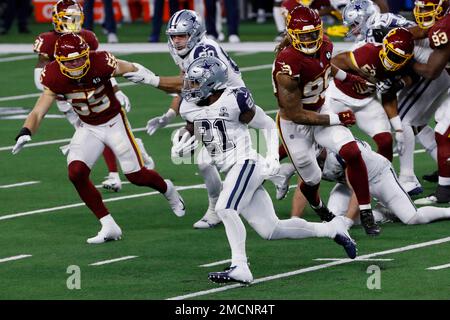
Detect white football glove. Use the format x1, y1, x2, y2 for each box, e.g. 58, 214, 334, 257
12, 135, 31, 155
123, 63, 160, 87
262, 156, 280, 178
376, 79, 393, 94
115, 90, 131, 112
171, 129, 199, 160
146, 109, 177, 135
395, 131, 405, 156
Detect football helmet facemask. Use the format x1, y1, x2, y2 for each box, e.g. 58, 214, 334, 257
379, 28, 414, 72
414, 0, 449, 29
286, 5, 323, 54
181, 56, 228, 103
54, 33, 90, 79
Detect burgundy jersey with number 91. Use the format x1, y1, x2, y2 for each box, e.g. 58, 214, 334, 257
41, 51, 121, 125
272, 35, 334, 112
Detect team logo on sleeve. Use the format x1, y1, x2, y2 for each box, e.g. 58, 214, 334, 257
326, 51, 331, 60
93, 77, 101, 84
279, 62, 292, 76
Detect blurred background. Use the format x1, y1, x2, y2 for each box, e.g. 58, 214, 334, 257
0, 0, 417, 44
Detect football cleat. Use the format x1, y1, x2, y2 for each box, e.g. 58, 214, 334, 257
87, 224, 122, 244
416, 185, 450, 204
208, 264, 253, 285
135, 138, 155, 170
164, 180, 186, 217
193, 209, 222, 229
399, 175, 423, 196
312, 204, 335, 222
422, 170, 438, 183
360, 209, 381, 236
331, 217, 357, 259
102, 173, 122, 192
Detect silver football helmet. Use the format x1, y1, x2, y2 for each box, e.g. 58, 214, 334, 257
342, 0, 380, 35
181, 56, 228, 103
166, 9, 206, 56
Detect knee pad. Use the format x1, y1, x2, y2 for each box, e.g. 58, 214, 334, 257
68, 160, 90, 184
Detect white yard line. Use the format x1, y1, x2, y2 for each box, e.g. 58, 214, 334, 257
0, 184, 206, 221
314, 258, 394, 262
89, 256, 138, 266
0, 181, 40, 189
426, 263, 450, 270
0, 54, 36, 62
0, 254, 32, 264
0, 110, 278, 152
167, 236, 450, 300
199, 259, 232, 268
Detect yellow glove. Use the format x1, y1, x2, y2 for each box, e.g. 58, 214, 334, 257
326, 25, 349, 37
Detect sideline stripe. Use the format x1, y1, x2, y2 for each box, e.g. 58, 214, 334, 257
167, 236, 450, 300
0, 184, 206, 221
426, 262, 450, 270
0, 254, 32, 264
90, 256, 138, 266
199, 259, 232, 268
0, 54, 36, 62
0, 181, 40, 189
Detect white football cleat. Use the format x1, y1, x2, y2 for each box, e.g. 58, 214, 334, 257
193, 209, 222, 229
228, 34, 240, 43
208, 263, 253, 284
87, 224, 122, 244
102, 172, 122, 192
164, 180, 185, 217
414, 195, 438, 205
135, 138, 155, 169
107, 33, 119, 43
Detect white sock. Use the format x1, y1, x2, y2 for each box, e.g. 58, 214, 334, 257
273, 6, 286, 33
270, 217, 335, 239
217, 209, 247, 265
109, 172, 120, 179
416, 125, 437, 161
208, 196, 218, 212
399, 125, 416, 177
438, 176, 450, 186
100, 214, 116, 228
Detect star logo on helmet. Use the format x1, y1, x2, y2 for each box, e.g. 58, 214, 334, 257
188, 15, 196, 23
201, 60, 213, 70
354, 4, 362, 10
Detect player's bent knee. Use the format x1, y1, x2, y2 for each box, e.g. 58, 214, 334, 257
68, 160, 90, 183
339, 141, 361, 161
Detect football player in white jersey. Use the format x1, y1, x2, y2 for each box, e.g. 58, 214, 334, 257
289, 139, 450, 226
138, 9, 246, 230
341, 0, 449, 195
170, 56, 357, 284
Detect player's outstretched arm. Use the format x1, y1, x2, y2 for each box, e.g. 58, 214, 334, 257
146, 95, 181, 135
117, 60, 183, 93
13, 89, 55, 154
413, 47, 450, 80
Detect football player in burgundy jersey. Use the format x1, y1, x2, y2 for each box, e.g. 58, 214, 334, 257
412, 0, 450, 204
330, 27, 415, 162
32, 0, 154, 193
13, 34, 185, 244
272, 5, 380, 235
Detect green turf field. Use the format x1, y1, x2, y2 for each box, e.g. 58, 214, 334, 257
0, 25, 449, 300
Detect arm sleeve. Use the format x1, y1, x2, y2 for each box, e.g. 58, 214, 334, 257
248, 105, 279, 159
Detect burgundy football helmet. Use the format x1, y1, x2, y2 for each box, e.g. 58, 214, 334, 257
54, 33, 90, 79
379, 28, 414, 72
52, 0, 84, 33
414, 0, 449, 29
286, 5, 323, 54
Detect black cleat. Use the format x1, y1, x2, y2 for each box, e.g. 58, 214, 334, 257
360, 209, 381, 236
334, 233, 357, 259
423, 170, 438, 183
435, 185, 450, 203
208, 265, 253, 285
312, 205, 335, 222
